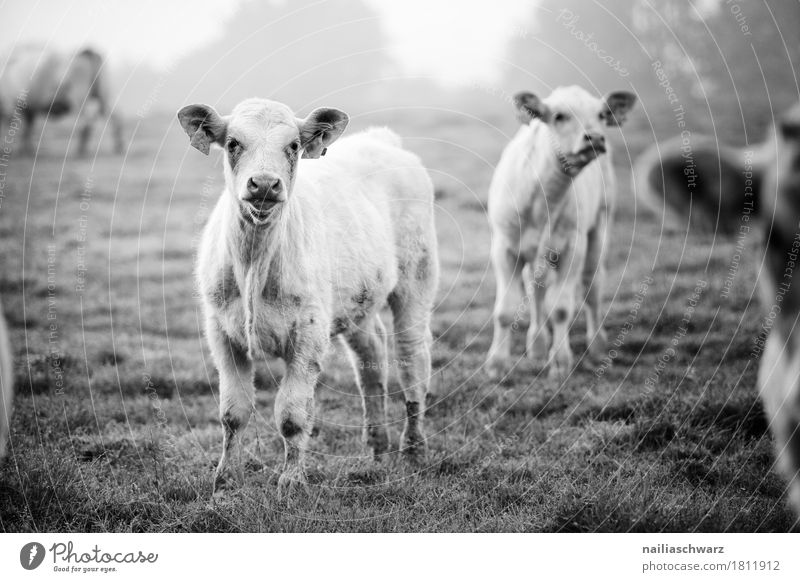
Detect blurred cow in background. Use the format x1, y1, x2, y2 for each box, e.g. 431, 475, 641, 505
636, 103, 800, 515
0, 45, 123, 156
0, 301, 11, 460
486, 86, 637, 380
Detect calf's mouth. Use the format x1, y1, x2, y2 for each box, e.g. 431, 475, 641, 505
242, 199, 280, 225
559, 142, 607, 176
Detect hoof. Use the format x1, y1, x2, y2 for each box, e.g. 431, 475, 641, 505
527, 352, 549, 370
485, 356, 509, 381
366, 425, 390, 459
586, 332, 608, 362
212, 473, 234, 496
547, 357, 573, 381
212, 464, 244, 495
401, 433, 427, 463
277, 467, 308, 498
526, 332, 550, 364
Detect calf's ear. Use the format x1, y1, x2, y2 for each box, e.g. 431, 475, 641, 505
602, 91, 637, 126
513, 91, 549, 124
177, 104, 227, 155
298, 108, 349, 159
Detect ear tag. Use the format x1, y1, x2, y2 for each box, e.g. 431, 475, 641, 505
321, 148, 327, 157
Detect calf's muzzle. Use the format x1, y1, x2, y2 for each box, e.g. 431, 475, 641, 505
245, 172, 285, 203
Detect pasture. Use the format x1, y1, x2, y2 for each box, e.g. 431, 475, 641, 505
0, 108, 795, 532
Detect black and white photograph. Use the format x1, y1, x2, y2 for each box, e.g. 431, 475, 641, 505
0, 0, 799, 578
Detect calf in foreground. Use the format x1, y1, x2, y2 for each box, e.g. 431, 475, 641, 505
0, 301, 11, 460
636, 103, 800, 515
178, 98, 438, 492
0, 45, 123, 156
486, 86, 636, 379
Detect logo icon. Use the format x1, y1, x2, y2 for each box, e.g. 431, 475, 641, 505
20, 542, 45, 570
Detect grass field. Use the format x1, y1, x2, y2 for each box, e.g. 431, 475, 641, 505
0, 108, 796, 532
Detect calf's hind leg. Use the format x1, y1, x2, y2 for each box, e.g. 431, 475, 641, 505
582, 220, 609, 361
345, 315, 390, 458
390, 281, 436, 460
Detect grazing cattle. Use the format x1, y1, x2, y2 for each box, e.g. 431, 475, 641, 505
0, 45, 123, 156
635, 103, 800, 515
178, 98, 438, 493
0, 301, 12, 460
485, 86, 637, 379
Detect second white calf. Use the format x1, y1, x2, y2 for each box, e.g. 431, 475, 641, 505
486, 86, 636, 379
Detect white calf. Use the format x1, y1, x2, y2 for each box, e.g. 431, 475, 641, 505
178, 98, 438, 492
636, 103, 800, 514
486, 86, 636, 379
0, 45, 123, 156
0, 301, 12, 460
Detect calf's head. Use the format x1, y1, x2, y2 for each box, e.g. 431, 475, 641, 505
177, 98, 348, 224
514, 85, 636, 176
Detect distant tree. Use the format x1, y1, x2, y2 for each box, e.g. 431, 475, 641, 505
505, 0, 800, 141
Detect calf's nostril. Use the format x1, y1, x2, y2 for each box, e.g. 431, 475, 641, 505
247, 177, 260, 194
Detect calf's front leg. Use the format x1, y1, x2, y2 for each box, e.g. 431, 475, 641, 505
486, 239, 525, 379
582, 221, 609, 361
522, 261, 549, 366
274, 320, 327, 492
543, 236, 586, 380
207, 319, 255, 493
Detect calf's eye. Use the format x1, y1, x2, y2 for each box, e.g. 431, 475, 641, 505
554, 113, 566, 123
227, 138, 241, 152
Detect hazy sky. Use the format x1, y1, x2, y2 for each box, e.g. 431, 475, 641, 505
365, 0, 537, 86
0, 0, 539, 86
0, 0, 253, 68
